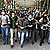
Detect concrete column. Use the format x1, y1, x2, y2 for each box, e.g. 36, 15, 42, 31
40, 0, 41, 9
2, 0, 4, 9
47, 0, 49, 9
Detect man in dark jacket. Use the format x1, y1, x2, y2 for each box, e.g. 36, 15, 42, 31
9, 12, 18, 48
39, 13, 48, 46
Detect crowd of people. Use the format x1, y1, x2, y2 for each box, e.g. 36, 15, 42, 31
0, 7, 50, 48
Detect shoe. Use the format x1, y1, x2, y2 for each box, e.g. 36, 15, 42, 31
11, 45, 14, 48
21, 45, 23, 48
32, 42, 34, 45
15, 40, 17, 42
39, 42, 42, 46
3, 43, 6, 45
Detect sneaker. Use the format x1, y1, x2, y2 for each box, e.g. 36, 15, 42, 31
32, 42, 34, 45
15, 40, 17, 42
3, 43, 6, 45
21, 45, 23, 48
11, 45, 14, 48
39, 42, 42, 46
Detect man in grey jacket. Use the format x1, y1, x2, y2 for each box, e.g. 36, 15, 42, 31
0, 10, 10, 45
17, 14, 27, 48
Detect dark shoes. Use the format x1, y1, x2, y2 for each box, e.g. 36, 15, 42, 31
3, 43, 6, 45
32, 42, 34, 45
15, 40, 17, 42
39, 41, 44, 46
11, 45, 14, 48
39, 42, 42, 46
21, 45, 23, 48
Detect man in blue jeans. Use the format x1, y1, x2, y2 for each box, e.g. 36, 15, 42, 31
48, 14, 50, 43
1, 27, 9, 44
17, 14, 27, 48
0, 10, 10, 45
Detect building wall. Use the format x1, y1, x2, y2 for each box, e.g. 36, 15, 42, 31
14, 0, 40, 7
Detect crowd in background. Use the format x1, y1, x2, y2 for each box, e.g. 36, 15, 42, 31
0, 7, 50, 48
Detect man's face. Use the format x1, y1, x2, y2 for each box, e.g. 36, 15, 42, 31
12, 13, 14, 17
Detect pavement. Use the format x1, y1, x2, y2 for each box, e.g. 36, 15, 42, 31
0, 37, 50, 50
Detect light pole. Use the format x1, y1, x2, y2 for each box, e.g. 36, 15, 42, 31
12, 0, 13, 8
40, 0, 41, 9
37, 0, 39, 9
34, 0, 37, 9
14, 1, 15, 9
48, 0, 50, 14
47, 0, 49, 9
0, 0, 1, 10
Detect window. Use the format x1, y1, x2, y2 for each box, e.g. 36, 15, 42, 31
24, 0, 26, 1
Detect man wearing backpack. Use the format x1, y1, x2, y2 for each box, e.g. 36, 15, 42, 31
39, 13, 48, 46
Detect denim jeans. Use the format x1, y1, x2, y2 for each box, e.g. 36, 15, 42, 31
1, 27, 8, 43
48, 31, 50, 42
18, 31, 25, 46
26, 29, 32, 40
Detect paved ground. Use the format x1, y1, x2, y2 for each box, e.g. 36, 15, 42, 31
0, 38, 50, 50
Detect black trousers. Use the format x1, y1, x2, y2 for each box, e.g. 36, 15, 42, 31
40, 29, 47, 43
